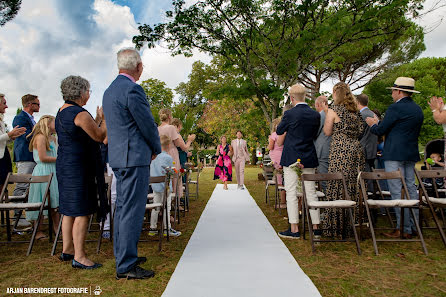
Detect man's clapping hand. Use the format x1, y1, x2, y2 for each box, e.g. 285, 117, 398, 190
365, 115, 379, 127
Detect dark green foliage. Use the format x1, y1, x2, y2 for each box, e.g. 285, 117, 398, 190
0, 0, 21, 26
134, 0, 426, 124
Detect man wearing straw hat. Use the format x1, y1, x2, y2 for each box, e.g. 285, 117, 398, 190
366, 77, 424, 239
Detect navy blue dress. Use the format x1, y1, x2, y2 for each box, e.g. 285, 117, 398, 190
56, 105, 105, 217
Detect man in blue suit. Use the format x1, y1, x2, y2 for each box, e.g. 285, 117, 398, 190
366, 77, 424, 239
12, 94, 40, 229
103, 48, 161, 280
276, 84, 321, 239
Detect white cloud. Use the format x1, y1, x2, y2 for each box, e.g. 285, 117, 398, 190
0, 0, 210, 128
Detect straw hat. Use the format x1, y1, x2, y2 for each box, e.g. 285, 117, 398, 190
387, 77, 420, 93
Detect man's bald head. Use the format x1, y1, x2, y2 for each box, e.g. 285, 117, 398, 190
314, 95, 328, 112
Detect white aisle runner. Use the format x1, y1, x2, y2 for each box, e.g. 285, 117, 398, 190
162, 184, 321, 297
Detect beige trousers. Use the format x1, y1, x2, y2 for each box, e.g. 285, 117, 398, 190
234, 157, 246, 185
283, 166, 320, 225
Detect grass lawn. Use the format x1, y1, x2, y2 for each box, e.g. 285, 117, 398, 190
0, 166, 445, 296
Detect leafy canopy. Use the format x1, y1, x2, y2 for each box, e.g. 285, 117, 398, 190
134, 0, 426, 124
364, 57, 446, 146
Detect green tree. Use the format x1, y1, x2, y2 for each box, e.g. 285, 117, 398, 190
301, 22, 425, 98
199, 98, 269, 149
140, 78, 174, 124
0, 0, 21, 26
364, 57, 446, 146
134, 0, 426, 124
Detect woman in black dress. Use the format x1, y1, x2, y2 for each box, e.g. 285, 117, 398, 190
0, 94, 26, 186
56, 76, 107, 269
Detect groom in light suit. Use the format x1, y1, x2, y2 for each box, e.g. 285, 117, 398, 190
103, 48, 161, 280
231, 131, 250, 190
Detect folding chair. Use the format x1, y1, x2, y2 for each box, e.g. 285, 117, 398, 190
171, 173, 181, 225
96, 174, 113, 253
273, 171, 285, 214
143, 175, 170, 251
263, 166, 275, 204
358, 170, 427, 255
301, 172, 361, 254
415, 169, 446, 247
0, 173, 53, 256
360, 168, 395, 228
188, 167, 201, 200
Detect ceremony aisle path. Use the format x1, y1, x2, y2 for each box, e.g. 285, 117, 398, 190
162, 184, 321, 297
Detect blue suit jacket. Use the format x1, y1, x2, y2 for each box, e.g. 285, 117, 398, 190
370, 97, 423, 162
12, 111, 34, 162
103, 75, 161, 169
277, 103, 320, 168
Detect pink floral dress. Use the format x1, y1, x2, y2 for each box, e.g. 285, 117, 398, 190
214, 144, 232, 182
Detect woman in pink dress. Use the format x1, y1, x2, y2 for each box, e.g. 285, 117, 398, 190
214, 136, 233, 190
158, 109, 195, 199
268, 117, 286, 208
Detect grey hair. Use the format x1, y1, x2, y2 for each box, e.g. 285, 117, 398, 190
60, 76, 90, 101
0, 93, 4, 97
117, 47, 142, 71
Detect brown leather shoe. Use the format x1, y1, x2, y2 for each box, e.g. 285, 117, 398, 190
383, 230, 400, 238
402, 233, 412, 239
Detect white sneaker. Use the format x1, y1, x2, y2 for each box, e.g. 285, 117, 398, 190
15, 218, 32, 230
163, 228, 182, 237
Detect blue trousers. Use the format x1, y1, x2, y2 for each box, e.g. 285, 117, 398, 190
384, 161, 419, 234
113, 166, 149, 274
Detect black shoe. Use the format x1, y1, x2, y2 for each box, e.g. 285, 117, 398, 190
72, 259, 102, 269
313, 229, 322, 239
278, 228, 301, 239
59, 253, 74, 262
136, 257, 147, 265
116, 266, 155, 280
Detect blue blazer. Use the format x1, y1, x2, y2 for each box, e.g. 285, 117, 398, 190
103, 75, 161, 169
12, 111, 34, 162
277, 103, 320, 168
370, 97, 423, 162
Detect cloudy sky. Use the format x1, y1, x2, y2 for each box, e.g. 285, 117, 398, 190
0, 0, 445, 126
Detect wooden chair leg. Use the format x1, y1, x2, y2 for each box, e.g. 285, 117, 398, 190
6, 210, 11, 241
51, 214, 63, 256
411, 208, 428, 255
385, 207, 395, 229
349, 208, 361, 255
87, 214, 93, 232
158, 207, 164, 251
427, 203, 446, 246
302, 199, 306, 240
97, 219, 105, 254
440, 209, 446, 228
365, 204, 379, 255
306, 204, 315, 254
27, 213, 42, 256
165, 203, 170, 242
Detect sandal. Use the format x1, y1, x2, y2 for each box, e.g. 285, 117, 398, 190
35, 233, 48, 240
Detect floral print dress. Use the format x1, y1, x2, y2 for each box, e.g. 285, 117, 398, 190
322, 104, 365, 238
214, 144, 232, 182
